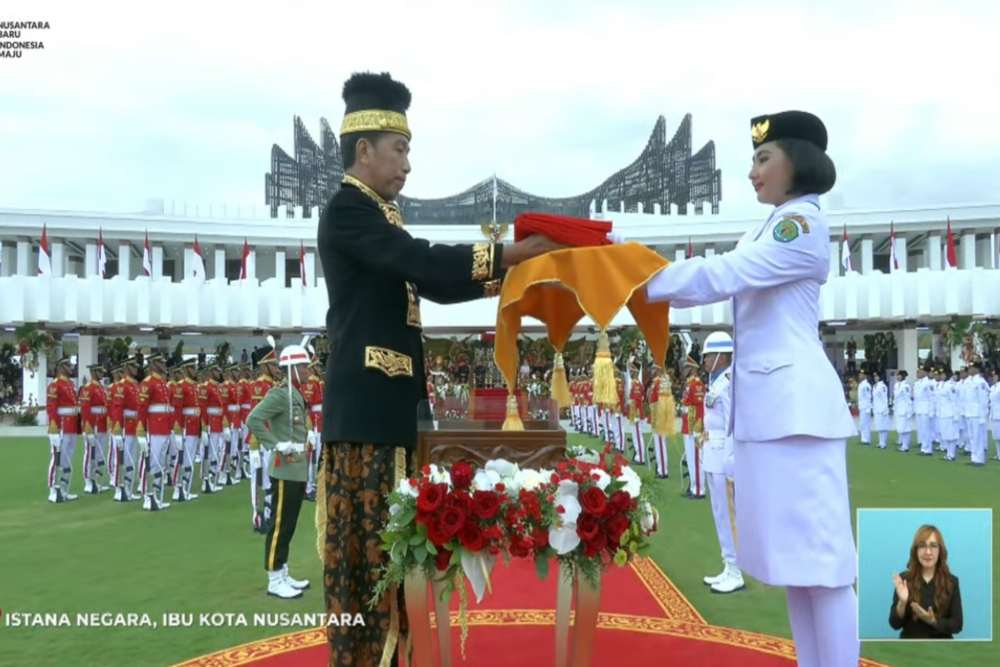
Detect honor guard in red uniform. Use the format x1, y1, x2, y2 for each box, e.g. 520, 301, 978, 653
169, 358, 200, 502
238, 364, 254, 478
138, 352, 173, 511
46, 357, 80, 503
200, 364, 227, 494
248, 347, 279, 531
681, 355, 706, 498
222, 365, 243, 484
110, 358, 142, 502
79, 363, 111, 494
164, 363, 184, 488
299, 355, 325, 499
628, 369, 648, 465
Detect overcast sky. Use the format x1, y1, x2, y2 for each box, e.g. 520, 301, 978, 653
2, 0, 998, 218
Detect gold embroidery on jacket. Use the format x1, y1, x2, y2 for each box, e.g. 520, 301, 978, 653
405, 282, 422, 328
472, 243, 493, 281
483, 278, 502, 298
364, 346, 414, 378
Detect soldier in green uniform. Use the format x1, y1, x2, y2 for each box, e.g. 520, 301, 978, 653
247, 342, 313, 600
317, 71, 563, 666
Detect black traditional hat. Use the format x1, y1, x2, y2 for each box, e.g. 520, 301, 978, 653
340, 72, 412, 140
751, 110, 827, 151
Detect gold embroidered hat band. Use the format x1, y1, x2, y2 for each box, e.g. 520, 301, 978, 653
340, 72, 412, 140
750, 110, 827, 151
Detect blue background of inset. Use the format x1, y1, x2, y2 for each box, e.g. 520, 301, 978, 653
858, 508, 992, 640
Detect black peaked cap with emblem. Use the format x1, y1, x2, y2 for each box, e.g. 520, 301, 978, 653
751, 110, 827, 151
342, 72, 412, 116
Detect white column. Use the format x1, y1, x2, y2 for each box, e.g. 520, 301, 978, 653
304, 251, 316, 287
704, 245, 715, 258
85, 243, 97, 277
275, 250, 286, 286
674, 248, 686, 263
52, 241, 65, 277
1, 241, 16, 276
926, 234, 941, 270
975, 235, 992, 269
214, 248, 226, 281
22, 354, 48, 420
17, 240, 31, 276
960, 232, 976, 269
248, 250, 257, 281
152, 245, 164, 279
183, 246, 194, 280
828, 241, 840, 279
118, 243, 132, 279
895, 328, 918, 379
893, 235, 908, 272
76, 335, 99, 386
861, 237, 874, 274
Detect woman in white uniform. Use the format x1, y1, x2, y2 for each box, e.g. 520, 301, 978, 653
872, 372, 891, 449
641, 111, 859, 667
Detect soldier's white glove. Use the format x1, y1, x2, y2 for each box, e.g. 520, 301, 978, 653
275, 441, 304, 455
200, 431, 208, 448
223, 426, 232, 441
138, 437, 149, 457
306, 430, 318, 449
249, 449, 262, 470
605, 231, 627, 245
172, 432, 183, 449
112, 434, 124, 451
48, 433, 61, 449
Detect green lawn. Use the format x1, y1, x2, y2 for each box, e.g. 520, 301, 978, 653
0, 432, 997, 666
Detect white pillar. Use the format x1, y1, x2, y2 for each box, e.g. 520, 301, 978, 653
926, 234, 941, 270
674, 248, 686, 263
1, 241, 16, 276
893, 235, 908, 272
52, 241, 65, 277
895, 328, 918, 380
304, 251, 316, 287
152, 245, 164, 279
248, 250, 256, 281
704, 245, 715, 258
861, 237, 874, 274
77, 335, 99, 386
17, 240, 31, 276
275, 250, 286, 286
960, 232, 976, 269
22, 353, 48, 419
828, 241, 840, 279
85, 243, 97, 277
975, 235, 991, 269
118, 243, 132, 279
183, 246, 194, 280
214, 248, 226, 281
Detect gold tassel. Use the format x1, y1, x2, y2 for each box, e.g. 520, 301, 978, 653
653, 391, 676, 437
314, 443, 327, 564
550, 351, 571, 409
501, 392, 524, 431
592, 329, 618, 408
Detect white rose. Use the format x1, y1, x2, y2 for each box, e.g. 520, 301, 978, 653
485, 458, 518, 479
396, 477, 418, 498
514, 468, 544, 492
473, 469, 501, 491
548, 524, 581, 555
617, 465, 642, 498
428, 464, 452, 487
590, 468, 611, 491
553, 490, 581, 525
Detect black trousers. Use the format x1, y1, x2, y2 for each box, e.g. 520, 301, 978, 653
264, 477, 306, 572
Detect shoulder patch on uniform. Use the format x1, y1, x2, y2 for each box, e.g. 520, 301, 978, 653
773, 218, 802, 243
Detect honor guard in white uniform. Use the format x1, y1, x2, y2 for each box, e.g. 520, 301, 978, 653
699, 332, 744, 594
642, 111, 859, 666
893, 370, 913, 452
965, 362, 989, 465
936, 369, 959, 461
872, 373, 891, 449
857, 370, 873, 445
913, 366, 935, 455
989, 370, 1000, 459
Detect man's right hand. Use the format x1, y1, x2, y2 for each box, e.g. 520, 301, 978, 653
48, 433, 61, 449
501, 235, 568, 268
138, 437, 149, 457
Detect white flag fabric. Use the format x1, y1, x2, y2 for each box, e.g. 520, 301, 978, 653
840, 226, 852, 272
889, 223, 899, 273
97, 229, 107, 278
192, 236, 206, 282
142, 231, 152, 276
38, 224, 52, 276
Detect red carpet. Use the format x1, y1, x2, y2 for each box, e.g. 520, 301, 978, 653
174, 558, 890, 667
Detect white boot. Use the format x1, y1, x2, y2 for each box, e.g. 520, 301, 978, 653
703, 563, 729, 586
267, 570, 302, 599
710, 566, 745, 594
48, 487, 64, 503
282, 563, 310, 590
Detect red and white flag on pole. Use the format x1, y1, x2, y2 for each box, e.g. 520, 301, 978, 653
945, 217, 957, 268
889, 221, 899, 272
239, 238, 251, 282
97, 227, 107, 278
686, 236, 694, 259
299, 240, 306, 286
841, 224, 852, 272
191, 235, 206, 282
142, 230, 152, 276
38, 224, 52, 276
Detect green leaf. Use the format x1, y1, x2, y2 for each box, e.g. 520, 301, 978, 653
397, 508, 416, 526
409, 532, 426, 546
425, 541, 438, 555
414, 545, 427, 565
534, 554, 550, 580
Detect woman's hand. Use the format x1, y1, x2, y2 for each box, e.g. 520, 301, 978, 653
892, 573, 909, 605
911, 602, 936, 626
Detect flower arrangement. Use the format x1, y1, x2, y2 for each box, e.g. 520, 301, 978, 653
13, 323, 57, 375
371, 445, 659, 631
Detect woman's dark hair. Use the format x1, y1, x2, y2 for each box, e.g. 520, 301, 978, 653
341, 131, 386, 169
775, 137, 836, 195
905, 524, 955, 614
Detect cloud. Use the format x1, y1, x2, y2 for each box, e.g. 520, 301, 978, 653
1, 0, 998, 215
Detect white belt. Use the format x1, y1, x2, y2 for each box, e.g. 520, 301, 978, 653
310, 406, 322, 413
123, 409, 138, 418
240, 403, 252, 410
89, 406, 107, 415
206, 407, 223, 416
148, 404, 172, 414
182, 407, 201, 416
56, 407, 79, 416
227, 404, 240, 411
275, 441, 305, 454
707, 430, 726, 441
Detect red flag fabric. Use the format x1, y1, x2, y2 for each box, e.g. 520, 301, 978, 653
38, 224, 52, 276
513, 212, 612, 247
192, 235, 206, 281
240, 238, 251, 280
687, 236, 694, 259
945, 218, 957, 268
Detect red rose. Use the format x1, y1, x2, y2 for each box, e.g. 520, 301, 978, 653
472, 490, 501, 520
609, 491, 631, 513
435, 549, 452, 571
580, 487, 607, 516
483, 525, 503, 541
445, 490, 473, 515
531, 527, 549, 549
519, 490, 541, 519
460, 522, 485, 551
509, 535, 533, 559
451, 461, 474, 491
577, 514, 600, 542
427, 520, 451, 547
583, 531, 607, 557
440, 507, 466, 537
606, 513, 630, 542
417, 483, 446, 514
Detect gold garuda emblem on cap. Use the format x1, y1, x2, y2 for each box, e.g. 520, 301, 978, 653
751, 119, 770, 145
